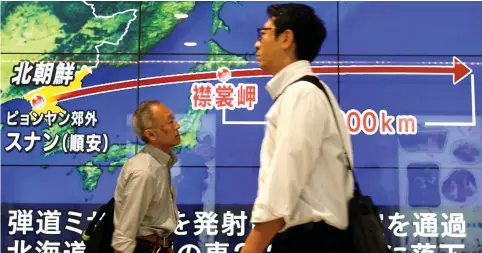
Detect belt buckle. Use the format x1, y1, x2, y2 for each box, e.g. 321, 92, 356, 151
158, 236, 168, 248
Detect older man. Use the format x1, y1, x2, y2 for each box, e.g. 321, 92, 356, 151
112, 100, 181, 253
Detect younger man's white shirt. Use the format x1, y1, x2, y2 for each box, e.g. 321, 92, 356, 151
251, 60, 355, 232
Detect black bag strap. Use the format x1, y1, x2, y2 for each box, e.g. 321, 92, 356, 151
282, 75, 362, 194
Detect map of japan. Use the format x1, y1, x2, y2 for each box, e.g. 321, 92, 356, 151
2, 1, 482, 253
1, 1, 251, 192
1, 0, 480, 193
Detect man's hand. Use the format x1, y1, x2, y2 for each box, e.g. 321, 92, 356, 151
241, 218, 285, 253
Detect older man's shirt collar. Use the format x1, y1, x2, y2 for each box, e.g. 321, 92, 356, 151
142, 144, 178, 168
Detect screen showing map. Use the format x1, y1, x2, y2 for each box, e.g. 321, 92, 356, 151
2, 1, 482, 252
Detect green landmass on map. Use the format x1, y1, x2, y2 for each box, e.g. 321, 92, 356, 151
78, 162, 103, 192
1, 1, 196, 104
1, 1, 248, 193
212, 1, 240, 35
173, 107, 207, 153
1, 1, 197, 163
42, 119, 77, 157
75, 1, 248, 192
139, 1, 195, 54
1, 0, 197, 155
79, 40, 248, 192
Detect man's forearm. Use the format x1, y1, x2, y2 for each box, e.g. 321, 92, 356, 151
111, 236, 135, 253
241, 218, 285, 253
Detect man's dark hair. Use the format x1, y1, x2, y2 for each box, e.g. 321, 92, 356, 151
267, 3, 327, 62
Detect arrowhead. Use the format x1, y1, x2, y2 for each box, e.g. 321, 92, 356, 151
453, 56, 472, 85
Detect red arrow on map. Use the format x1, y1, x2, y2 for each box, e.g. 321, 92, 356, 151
56, 56, 473, 101
320, 56, 472, 86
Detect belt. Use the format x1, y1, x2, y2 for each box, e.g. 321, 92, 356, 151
137, 234, 172, 248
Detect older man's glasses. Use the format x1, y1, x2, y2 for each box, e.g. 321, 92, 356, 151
257, 27, 275, 41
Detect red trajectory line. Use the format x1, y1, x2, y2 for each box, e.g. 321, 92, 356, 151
331, 56, 473, 86
56, 56, 472, 102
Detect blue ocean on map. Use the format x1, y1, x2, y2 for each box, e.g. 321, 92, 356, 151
2, 1, 482, 251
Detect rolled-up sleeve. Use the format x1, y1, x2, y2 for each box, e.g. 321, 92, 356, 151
251, 84, 326, 230
112, 169, 155, 253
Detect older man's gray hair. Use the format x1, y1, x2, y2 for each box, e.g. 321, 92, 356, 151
132, 100, 162, 143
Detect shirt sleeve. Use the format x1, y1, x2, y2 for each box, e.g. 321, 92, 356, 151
111, 168, 155, 253
251, 83, 328, 229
